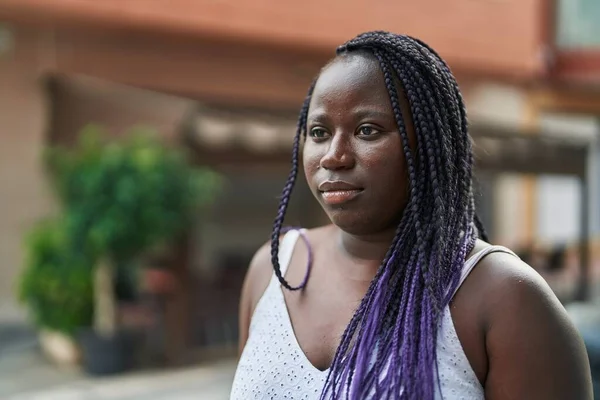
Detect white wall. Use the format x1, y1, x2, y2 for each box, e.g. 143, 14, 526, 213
0, 27, 55, 322
465, 83, 599, 245
536, 175, 582, 244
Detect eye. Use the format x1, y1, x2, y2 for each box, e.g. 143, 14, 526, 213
357, 125, 381, 138
308, 127, 330, 140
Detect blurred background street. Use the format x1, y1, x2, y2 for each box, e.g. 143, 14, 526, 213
0, 0, 600, 398
1, 349, 236, 399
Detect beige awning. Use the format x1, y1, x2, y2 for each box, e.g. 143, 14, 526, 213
190, 107, 296, 154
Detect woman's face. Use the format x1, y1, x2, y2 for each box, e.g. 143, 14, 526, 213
303, 53, 414, 236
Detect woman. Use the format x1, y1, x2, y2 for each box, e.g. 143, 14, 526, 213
231, 31, 592, 399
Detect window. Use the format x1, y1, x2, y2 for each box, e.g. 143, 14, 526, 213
556, 0, 600, 49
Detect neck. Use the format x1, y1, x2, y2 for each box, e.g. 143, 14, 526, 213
336, 225, 396, 262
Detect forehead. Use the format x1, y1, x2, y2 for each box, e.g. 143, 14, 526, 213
309, 54, 391, 113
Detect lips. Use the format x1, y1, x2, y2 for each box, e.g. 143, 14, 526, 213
318, 180, 363, 205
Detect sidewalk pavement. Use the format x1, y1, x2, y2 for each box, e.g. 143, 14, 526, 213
0, 349, 237, 400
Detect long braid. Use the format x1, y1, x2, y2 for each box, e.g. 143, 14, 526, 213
474, 213, 489, 242
270, 82, 314, 290
416, 38, 489, 246
270, 31, 482, 399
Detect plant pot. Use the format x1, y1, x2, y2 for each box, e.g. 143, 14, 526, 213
39, 329, 81, 366
78, 329, 133, 376
143, 268, 177, 294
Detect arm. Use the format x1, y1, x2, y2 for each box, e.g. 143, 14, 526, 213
483, 253, 593, 399
238, 241, 273, 356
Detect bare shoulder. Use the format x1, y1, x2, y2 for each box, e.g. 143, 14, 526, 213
473, 245, 593, 399
474, 247, 573, 330
240, 226, 331, 316
237, 237, 275, 354
241, 239, 275, 317
237, 226, 331, 354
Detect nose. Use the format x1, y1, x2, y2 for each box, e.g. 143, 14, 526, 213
319, 133, 355, 170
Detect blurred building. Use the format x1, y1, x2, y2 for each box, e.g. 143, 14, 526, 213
1, 0, 600, 359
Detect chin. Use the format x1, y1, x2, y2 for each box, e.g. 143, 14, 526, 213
326, 208, 404, 236
328, 212, 380, 236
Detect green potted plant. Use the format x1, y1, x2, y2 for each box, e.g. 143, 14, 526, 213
46, 125, 221, 375
18, 217, 94, 366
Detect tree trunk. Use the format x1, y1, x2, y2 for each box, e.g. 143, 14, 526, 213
94, 260, 116, 337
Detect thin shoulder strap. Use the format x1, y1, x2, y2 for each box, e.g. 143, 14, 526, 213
278, 229, 302, 278
452, 245, 519, 298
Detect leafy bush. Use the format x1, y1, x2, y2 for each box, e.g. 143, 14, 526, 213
42, 125, 222, 335
47, 125, 222, 262
18, 218, 94, 335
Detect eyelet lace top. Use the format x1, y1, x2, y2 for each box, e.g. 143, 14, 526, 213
231, 230, 517, 399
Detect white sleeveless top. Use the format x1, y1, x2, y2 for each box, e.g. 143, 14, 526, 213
231, 230, 517, 399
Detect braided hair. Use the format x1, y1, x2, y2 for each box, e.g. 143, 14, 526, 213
270, 31, 486, 399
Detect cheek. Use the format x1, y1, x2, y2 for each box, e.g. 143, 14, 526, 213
376, 158, 407, 188
363, 143, 408, 196
302, 146, 321, 186
362, 138, 406, 174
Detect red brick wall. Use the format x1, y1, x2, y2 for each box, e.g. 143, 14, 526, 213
1, 0, 550, 79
